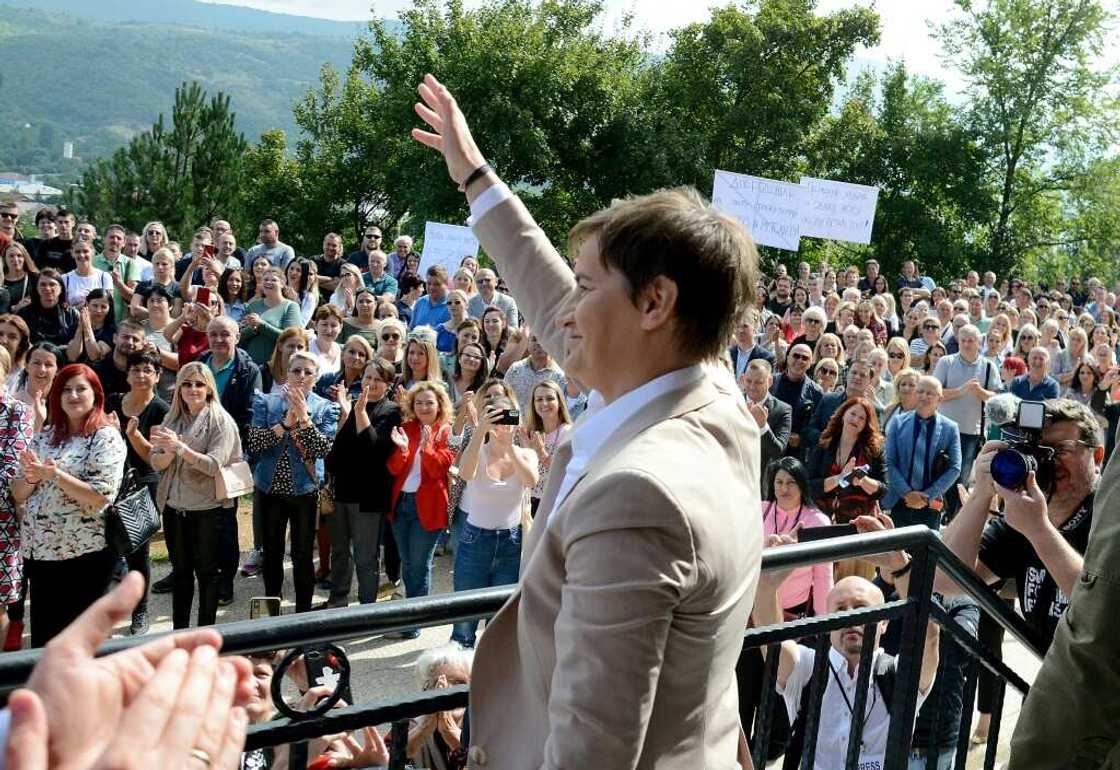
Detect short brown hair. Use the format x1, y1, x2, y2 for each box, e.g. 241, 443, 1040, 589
567, 187, 757, 360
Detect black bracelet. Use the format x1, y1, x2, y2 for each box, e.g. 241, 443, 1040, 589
890, 559, 913, 579
458, 162, 492, 192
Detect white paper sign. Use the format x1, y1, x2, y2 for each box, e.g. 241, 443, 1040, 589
799, 176, 879, 244
420, 221, 479, 277
712, 171, 804, 251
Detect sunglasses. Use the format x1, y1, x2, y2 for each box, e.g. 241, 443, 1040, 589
382, 333, 401, 341
180, 380, 208, 390
0, 212, 17, 220
365, 234, 382, 239
923, 324, 940, 330
818, 368, 838, 376
888, 352, 906, 360
790, 353, 811, 362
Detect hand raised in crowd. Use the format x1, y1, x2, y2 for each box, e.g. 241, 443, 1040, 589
354, 384, 370, 414
757, 530, 800, 593
18, 449, 45, 484
462, 393, 479, 428
315, 726, 391, 769
970, 439, 1008, 499
241, 313, 261, 330
105, 411, 121, 431
390, 425, 410, 451
852, 510, 908, 572
336, 386, 352, 424
194, 300, 214, 326
395, 384, 407, 403
125, 416, 141, 439
5, 572, 253, 770
747, 400, 768, 428
78, 304, 92, 333
410, 73, 488, 186
419, 423, 433, 449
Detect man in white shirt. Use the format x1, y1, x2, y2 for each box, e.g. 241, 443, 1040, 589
754, 514, 940, 770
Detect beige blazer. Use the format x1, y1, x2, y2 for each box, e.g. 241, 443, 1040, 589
466, 194, 762, 769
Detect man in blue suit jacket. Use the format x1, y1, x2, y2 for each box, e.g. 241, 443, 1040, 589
728, 308, 774, 383
885, 375, 962, 530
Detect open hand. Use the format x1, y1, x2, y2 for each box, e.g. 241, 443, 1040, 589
995, 471, 1049, 539
390, 426, 409, 451
411, 74, 488, 186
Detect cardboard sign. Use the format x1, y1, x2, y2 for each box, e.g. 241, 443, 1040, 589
799, 176, 879, 244
419, 221, 479, 276
712, 170, 804, 251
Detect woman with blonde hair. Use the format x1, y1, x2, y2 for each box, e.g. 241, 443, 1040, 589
520, 379, 573, 517
882, 367, 921, 429
1012, 323, 1040, 360
452, 268, 477, 300
4, 241, 38, 313
812, 333, 845, 373
398, 329, 445, 392
329, 263, 364, 317
437, 289, 471, 354
240, 266, 303, 366
150, 362, 242, 628
884, 337, 910, 380
387, 382, 455, 630
1057, 327, 1090, 387
378, 317, 406, 371
140, 221, 168, 260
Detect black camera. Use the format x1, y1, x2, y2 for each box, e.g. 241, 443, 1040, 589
495, 408, 521, 425
990, 400, 1055, 492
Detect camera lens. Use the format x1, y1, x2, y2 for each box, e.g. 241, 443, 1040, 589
991, 449, 1037, 490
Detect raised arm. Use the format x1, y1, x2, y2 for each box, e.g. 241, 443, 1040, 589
411, 74, 574, 362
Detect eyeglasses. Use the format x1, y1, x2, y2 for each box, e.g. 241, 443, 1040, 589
129, 367, 158, 376
804, 318, 822, 325
461, 353, 484, 362
289, 367, 317, 377
382, 333, 401, 341
180, 381, 207, 390
1041, 439, 1094, 456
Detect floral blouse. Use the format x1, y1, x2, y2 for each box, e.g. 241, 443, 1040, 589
21, 425, 127, 561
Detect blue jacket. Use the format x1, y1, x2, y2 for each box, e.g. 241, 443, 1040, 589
250, 390, 339, 494
884, 410, 961, 509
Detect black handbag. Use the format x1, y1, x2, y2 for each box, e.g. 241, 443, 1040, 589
107, 467, 161, 555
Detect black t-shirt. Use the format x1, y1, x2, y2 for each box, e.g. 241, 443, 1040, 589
345, 250, 370, 270
105, 394, 170, 485
314, 254, 344, 280
766, 296, 792, 317
896, 276, 924, 291
92, 357, 130, 399
35, 237, 75, 274
4, 275, 33, 307
979, 494, 1093, 647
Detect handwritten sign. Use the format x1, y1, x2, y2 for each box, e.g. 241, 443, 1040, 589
419, 221, 479, 277
799, 176, 879, 244
712, 171, 804, 251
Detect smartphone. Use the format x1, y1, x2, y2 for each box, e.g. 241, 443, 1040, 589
202, 244, 217, 258
797, 523, 857, 542
249, 596, 281, 619
303, 647, 353, 705
495, 408, 521, 426
195, 287, 211, 306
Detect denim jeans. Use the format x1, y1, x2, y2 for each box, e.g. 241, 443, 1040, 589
907, 747, 955, 770
329, 502, 384, 605
390, 493, 441, 599
448, 506, 467, 554
450, 521, 522, 647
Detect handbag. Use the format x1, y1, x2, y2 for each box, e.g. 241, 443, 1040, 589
106, 467, 161, 555
289, 427, 331, 514
216, 461, 254, 500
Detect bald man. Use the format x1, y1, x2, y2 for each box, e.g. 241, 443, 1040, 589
753, 512, 940, 769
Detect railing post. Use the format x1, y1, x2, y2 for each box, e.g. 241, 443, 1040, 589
389, 719, 409, 770
883, 541, 937, 769
983, 679, 1006, 770
751, 643, 780, 770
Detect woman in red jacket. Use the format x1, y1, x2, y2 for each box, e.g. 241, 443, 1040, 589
387, 381, 455, 635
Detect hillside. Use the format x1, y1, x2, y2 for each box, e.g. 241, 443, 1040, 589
0, 2, 374, 173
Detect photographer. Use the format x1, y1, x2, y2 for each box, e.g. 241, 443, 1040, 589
936, 398, 1100, 647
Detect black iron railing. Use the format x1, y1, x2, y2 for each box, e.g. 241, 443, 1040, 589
0, 526, 1045, 770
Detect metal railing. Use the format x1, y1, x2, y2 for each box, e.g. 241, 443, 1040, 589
0, 526, 1046, 769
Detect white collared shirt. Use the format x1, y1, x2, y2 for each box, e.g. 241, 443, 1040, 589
548, 365, 707, 519
778, 645, 932, 770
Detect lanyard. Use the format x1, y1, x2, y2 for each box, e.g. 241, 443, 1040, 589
828, 660, 877, 751
766, 501, 804, 533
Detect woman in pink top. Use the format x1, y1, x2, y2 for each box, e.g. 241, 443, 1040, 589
738, 456, 832, 761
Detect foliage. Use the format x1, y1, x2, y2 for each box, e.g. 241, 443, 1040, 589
75, 83, 248, 241
937, 0, 1118, 270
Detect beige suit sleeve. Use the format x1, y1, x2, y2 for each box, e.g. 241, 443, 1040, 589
471, 195, 576, 362
541, 471, 696, 770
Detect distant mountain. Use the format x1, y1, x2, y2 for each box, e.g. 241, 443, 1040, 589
0, 2, 391, 174
14, 0, 368, 37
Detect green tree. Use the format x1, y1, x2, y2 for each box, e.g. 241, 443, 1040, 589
938, 0, 1118, 270
803, 64, 993, 283
75, 82, 248, 239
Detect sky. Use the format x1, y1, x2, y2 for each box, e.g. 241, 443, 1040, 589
204, 0, 965, 89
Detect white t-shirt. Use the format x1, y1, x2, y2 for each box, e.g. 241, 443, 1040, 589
460, 443, 526, 530
309, 339, 341, 377
777, 645, 933, 770
61, 269, 112, 307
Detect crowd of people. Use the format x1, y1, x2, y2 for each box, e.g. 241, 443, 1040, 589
0, 71, 1115, 769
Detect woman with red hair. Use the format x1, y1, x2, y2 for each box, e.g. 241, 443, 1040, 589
11, 364, 126, 646
804, 396, 888, 581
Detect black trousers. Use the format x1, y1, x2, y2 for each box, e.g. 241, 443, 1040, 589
736, 644, 792, 763
976, 598, 1011, 713
382, 515, 401, 584
216, 505, 239, 593
261, 491, 317, 613
27, 549, 115, 647
164, 506, 223, 629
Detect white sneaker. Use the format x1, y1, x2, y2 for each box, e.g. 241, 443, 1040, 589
392, 580, 405, 600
